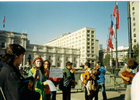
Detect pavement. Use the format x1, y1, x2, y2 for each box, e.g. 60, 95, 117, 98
56, 89, 126, 100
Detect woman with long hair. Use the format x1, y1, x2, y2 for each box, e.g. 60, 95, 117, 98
0, 44, 40, 100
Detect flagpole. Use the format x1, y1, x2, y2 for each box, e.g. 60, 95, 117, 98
108, 27, 111, 69
115, 2, 118, 68
110, 14, 113, 69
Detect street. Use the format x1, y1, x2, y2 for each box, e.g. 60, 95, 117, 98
56, 89, 126, 100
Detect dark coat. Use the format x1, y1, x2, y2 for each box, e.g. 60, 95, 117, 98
0, 63, 40, 100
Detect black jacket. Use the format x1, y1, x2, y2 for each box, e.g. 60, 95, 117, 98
0, 63, 40, 100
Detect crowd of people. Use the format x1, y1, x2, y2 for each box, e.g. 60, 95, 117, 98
0, 44, 139, 100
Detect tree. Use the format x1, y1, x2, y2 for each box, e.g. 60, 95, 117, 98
103, 54, 110, 67
123, 53, 128, 64
133, 44, 139, 63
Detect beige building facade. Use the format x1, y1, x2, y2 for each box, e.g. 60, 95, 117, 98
130, 1, 139, 47
0, 30, 80, 68
45, 27, 99, 66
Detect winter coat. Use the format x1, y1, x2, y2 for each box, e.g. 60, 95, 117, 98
0, 63, 40, 100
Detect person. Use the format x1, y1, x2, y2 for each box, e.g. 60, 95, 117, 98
49, 65, 62, 100
81, 61, 98, 100
43, 60, 57, 100
0, 55, 3, 71
43, 60, 51, 100
131, 71, 140, 100
28, 55, 46, 100
23, 59, 32, 75
95, 60, 107, 100
43, 60, 61, 100
62, 61, 77, 100
0, 44, 40, 100
119, 58, 138, 100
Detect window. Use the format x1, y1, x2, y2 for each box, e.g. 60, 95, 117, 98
1, 42, 5, 48
49, 56, 51, 60
132, 2, 134, 5
87, 30, 90, 33
133, 23, 135, 26
66, 57, 69, 61
57, 63, 60, 67
28, 55, 31, 59
134, 39, 136, 43
74, 63, 76, 67
87, 42, 90, 45
134, 34, 136, 37
74, 57, 76, 61
87, 34, 90, 37
91, 31, 94, 33
133, 12, 135, 15
133, 28, 136, 32
133, 17, 135, 21
57, 56, 60, 61
132, 7, 135, 10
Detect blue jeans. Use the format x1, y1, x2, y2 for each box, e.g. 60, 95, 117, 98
95, 82, 107, 100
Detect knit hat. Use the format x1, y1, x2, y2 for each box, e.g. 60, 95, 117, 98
127, 58, 138, 69
32, 54, 43, 64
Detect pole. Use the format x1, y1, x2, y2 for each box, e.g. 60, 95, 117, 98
115, 2, 118, 68
127, 1, 133, 58
110, 14, 113, 68
107, 28, 110, 69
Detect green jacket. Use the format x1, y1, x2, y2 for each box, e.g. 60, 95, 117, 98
28, 67, 46, 100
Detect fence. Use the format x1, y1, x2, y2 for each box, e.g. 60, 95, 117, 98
72, 70, 126, 91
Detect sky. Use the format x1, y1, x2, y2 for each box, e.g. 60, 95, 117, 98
0, 1, 129, 49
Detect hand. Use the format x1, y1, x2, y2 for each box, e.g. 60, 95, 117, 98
124, 77, 130, 81
72, 80, 77, 84
33, 70, 40, 79
74, 81, 77, 84
37, 73, 41, 79
43, 81, 48, 85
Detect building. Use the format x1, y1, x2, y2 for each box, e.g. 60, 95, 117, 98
45, 27, 99, 66
0, 30, 80, 68
99, 44, 105, 65
129, 1, 139, 48
104, 46, 129, 67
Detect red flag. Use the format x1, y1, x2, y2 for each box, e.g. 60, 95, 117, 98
108, 36, 114, 49
107, 46, 110, 54
110, 21, 116, 39
116, 5, 119, 30
110, 21, 114, 35
113, 5, 116, 17
112, 2, 119, 30
3, 17, 5, 28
